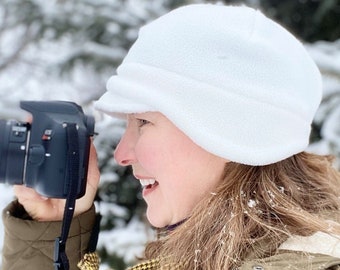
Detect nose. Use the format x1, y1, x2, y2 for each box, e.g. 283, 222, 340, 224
114, 128, 137, 166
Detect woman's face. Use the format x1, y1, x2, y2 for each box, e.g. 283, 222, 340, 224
114, 112, 227, 228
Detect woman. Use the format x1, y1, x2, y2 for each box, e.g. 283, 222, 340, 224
3, 4, 340, 270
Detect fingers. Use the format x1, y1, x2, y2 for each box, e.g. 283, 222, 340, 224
87, 143, 100, 192
13, 185, 66, 221
13, 185, 48, 202
12, 142, 100, 221
74, 143, 100, 216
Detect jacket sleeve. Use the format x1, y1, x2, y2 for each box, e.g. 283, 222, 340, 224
1, 200, 96, 270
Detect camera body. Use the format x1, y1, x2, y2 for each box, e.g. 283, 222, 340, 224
0, 101, 95, 198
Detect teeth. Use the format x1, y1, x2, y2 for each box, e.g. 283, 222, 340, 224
139, 179, 156, 188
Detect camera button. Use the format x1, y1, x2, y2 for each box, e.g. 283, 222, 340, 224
42, 129, 53, 140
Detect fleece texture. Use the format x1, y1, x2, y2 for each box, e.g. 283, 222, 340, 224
95, 4, 322, 165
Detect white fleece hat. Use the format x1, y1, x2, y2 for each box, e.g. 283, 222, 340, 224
95, 4, 322, 166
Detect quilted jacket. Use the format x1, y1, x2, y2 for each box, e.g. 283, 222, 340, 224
2, 200, 340, 270
1, 201, 96, 270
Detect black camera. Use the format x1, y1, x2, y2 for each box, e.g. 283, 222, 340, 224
0, 101, 95, 198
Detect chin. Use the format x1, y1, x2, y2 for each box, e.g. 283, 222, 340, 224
146, 211, 168, 228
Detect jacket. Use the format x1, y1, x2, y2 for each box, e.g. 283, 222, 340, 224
1, 201, 96, 270
2, 200, 340, 270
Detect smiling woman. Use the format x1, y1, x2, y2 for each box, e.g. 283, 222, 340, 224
115, 112, 226, 228
2, 3, 340, 270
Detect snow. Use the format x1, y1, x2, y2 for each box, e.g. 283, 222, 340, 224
97, 216, 154, 264
0, 1, 339, 269
306, 40, 340, 75
306, 40, 340, 168
247, 199, 257, 208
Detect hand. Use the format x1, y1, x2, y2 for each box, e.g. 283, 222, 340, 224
13, 143, 100, 222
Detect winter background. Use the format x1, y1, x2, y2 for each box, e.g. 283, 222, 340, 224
0, 0, 339, 269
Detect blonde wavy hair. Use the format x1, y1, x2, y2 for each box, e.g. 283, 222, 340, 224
144, 152, 340, 269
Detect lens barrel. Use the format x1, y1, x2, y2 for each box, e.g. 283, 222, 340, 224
0, 120, 7, 182
0, 120, 28, 185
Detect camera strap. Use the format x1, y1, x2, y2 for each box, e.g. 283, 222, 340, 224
54, 123, 80, 270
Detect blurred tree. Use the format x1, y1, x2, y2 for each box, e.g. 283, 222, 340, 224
258, 0, 340, 42
0, 0, 169, 268
0, 0, 339, 269
0, 1, 206, 268
0, 1, 41, 71
222, 0, 340, 42
0, 0, 171, 110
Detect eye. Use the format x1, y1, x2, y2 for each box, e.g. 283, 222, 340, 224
136, 118, 150, 128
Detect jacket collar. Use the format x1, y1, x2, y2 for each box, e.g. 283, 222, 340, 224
279, 231, 340, 258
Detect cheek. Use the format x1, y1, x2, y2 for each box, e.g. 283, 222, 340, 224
134, 137, 165, 171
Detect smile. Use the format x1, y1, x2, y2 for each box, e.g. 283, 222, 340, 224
138, 179, 159, 197
139, 179, 158, 189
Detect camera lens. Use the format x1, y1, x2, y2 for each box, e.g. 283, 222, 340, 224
0, 120, 7, 182
0, 120, 28, 185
